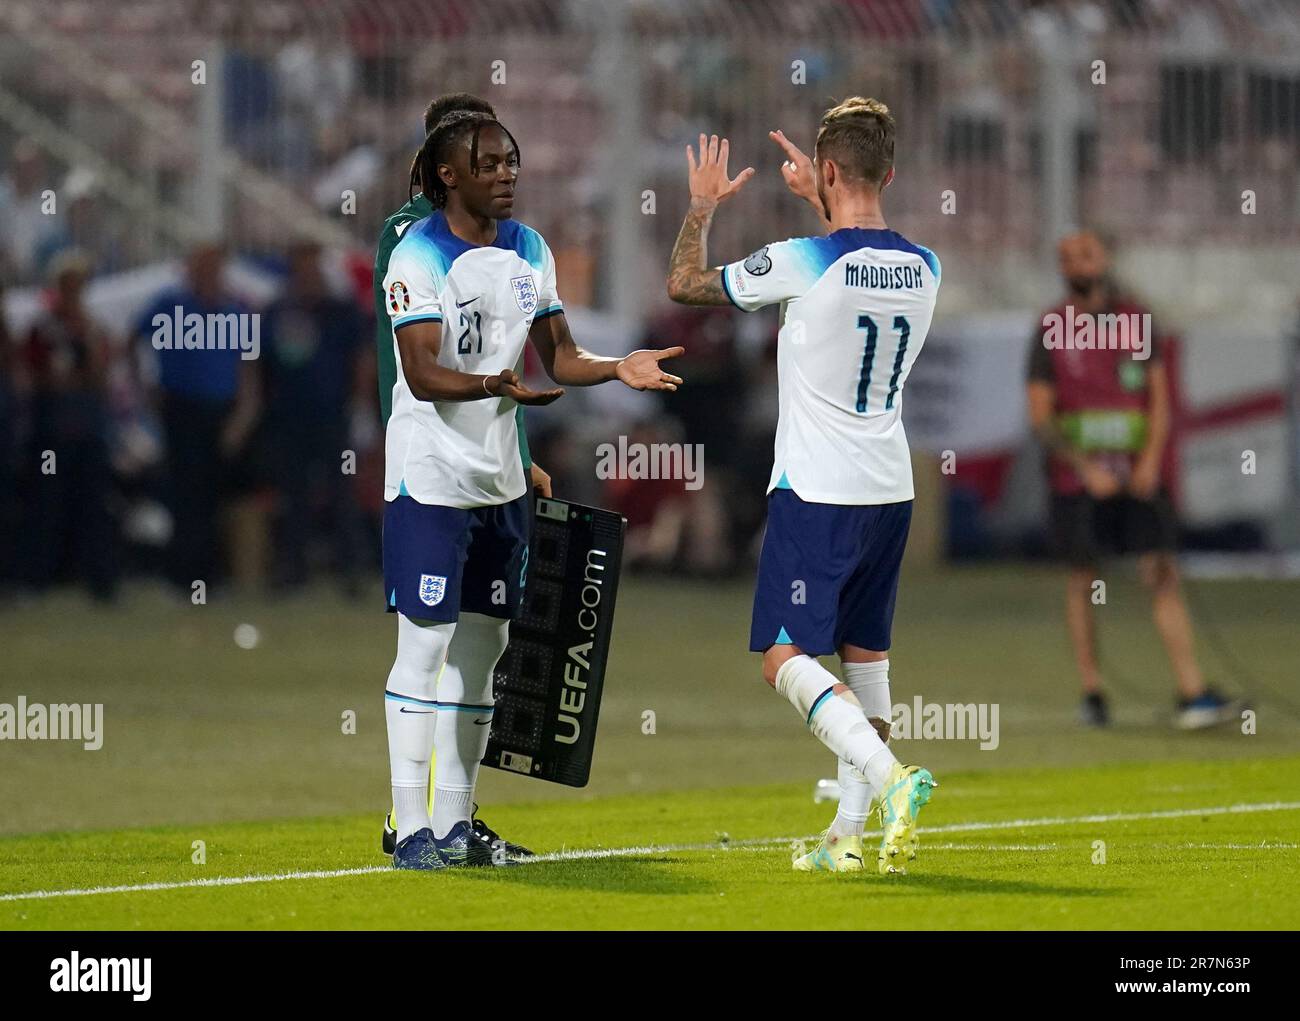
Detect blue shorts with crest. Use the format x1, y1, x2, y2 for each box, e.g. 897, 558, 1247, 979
750, 489, 911, 655
382, 494, 530, 623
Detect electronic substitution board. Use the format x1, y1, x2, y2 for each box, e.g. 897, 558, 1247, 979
483, 497, 626, 787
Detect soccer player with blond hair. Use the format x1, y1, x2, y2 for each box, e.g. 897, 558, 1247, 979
667, 98, 939, 874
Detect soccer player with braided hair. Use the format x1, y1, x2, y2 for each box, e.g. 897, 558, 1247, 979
380, 105, 683, 870
667, 97, 940, 875
373, 93, 546, 860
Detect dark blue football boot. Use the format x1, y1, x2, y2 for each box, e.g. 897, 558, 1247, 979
392, 827, 441, 871
434, 820, 509, 867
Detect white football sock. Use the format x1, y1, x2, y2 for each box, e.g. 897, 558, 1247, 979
830, 659, 894, 837
830, 759, 874, 838
385, 613, 454, 842
431, 613, 510, 839
391, 787, 430, 843
842, 659, 892, 724
775, 655, 897, 788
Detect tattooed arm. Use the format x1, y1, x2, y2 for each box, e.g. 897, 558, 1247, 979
666, 200, 728, 305
666, 134, 754, 306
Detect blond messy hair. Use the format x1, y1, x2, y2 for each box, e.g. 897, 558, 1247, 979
815, 96, 895, 188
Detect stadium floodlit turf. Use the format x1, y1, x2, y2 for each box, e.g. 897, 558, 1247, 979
2, 758, 1299, 930
2, 566, 1298, 929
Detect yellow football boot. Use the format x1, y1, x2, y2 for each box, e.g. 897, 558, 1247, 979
875, 763, 938, 875
792, 830, 867, 873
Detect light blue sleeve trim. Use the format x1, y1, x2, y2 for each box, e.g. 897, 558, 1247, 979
914, 244, 941, 284
516, 223, 549, 272
393, 312, 443, 329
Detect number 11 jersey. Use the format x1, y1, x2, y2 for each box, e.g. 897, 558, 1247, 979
722, 228, 940, 505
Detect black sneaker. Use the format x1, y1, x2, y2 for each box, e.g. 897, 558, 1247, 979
433, 820, 500, 867
1080, 691, 1110, 727
382, 811, 397, 856
1174, 688, 1247, 730
471, 806, 534, 860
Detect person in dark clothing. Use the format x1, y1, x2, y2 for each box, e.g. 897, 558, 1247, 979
0, 274, 24, 590
260, 242, 367, 588
135, 242, 259, 592
20, 252, 119, 599
1026, 230, 1242, 730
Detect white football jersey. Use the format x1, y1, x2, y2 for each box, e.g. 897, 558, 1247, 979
382, 211, 563, 508
722, 228, 940, 505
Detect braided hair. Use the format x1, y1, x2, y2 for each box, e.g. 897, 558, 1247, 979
406, 94, 495, 187
408, 110, 522, 209
423, 93, 494, 135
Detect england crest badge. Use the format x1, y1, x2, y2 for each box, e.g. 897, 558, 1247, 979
418, 574, 446, 607
511, 274, 538, 315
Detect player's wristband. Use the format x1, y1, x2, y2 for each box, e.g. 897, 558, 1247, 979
483, 375, 495, 397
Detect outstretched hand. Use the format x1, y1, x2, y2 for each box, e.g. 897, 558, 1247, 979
490, 369, 565, 406
616, 347, 686, 391
686, 135, 754, 209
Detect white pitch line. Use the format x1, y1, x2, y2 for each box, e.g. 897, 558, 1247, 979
918, 799, 1300, 834
526, 839, 1059, 862
0, 866, 390, 903
2, 799, 1297, 904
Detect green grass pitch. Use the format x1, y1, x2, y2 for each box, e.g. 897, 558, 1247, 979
2, 565, 1298, 929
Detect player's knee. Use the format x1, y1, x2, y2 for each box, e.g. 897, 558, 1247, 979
444, 612, 510, 702
839, 644, 888, 664
762, 645, 799, 688
1066, 568, 1094, 593
459, 612, 510, 656
1139, 554, 1178, 593
451, 612, 510, 669
388, 614, 455, 700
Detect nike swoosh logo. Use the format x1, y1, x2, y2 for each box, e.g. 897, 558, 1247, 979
472, 718, 492, 726
399, 707, 435, 714
455, 296, 479, 308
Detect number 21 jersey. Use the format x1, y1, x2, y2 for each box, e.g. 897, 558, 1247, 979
382, 210, 563, 508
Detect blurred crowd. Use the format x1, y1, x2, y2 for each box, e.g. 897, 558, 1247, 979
4, 0, 1298, 600
5, 0, 1294, 294
0, 226, 790, 602
0, 239, 376, 601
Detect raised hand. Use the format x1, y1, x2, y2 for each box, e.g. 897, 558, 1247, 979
769, 129, 818, 204
686, 134, 755, 210
616, 347, 686, 392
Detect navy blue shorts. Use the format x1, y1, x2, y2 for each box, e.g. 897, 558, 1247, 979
382, 494, 530, 622
750, 490, 912, 656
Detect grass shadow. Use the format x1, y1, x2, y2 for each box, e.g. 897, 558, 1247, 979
454, 855, 711, 896
864, 872, 1123, 898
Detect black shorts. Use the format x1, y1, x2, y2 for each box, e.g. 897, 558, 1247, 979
1050, 491, 1177, 567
